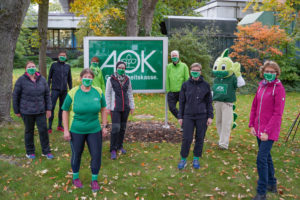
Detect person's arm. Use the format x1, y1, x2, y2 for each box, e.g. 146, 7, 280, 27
249, 88, 259, 128
48, 63, 54, 88
263, 85, 286, 136
237, 76, 245, 88
105, 77, 112, 114
68, 66, 72, 89
128, 79, 135, 114
12, 78, 22, 116
166, 65, 170, 92
184, 64, 190, 81
44, 78, 52, 118
61, 94, 72, 141
178, 83, 186, 120
205, 84, 214, 119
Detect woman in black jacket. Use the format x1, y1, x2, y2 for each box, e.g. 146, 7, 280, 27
177, 63, 213, 170
12, 61, 53, 160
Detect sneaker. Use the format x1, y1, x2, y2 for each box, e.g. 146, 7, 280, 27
119, 148, 126, 154
73, 179, 83, 188
178, 159, 187, 170
91, 180, 100, 191
57, 126, 64, 132
48, 129, 52, 134
42, 153, 54, 159
192, 159, 200, 169
252, 194, 266, 200
26, 154, 36, 159
111, 150, 117, 160
267, 184, 277, 193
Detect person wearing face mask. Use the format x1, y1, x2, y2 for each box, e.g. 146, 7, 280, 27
90, 56, 105, 93
249, 61, 285, 200
105, 61, 135, 160
48, 51, 72, 134
62, 69, 107, 191
12, 61, 53, 160
177, 63, 213, 170
166, 50, 189, 130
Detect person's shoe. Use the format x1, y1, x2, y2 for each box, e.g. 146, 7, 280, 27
178, 159, 187, 170
91, 180, 100, 192
111, 150, 117, 160
48, 129, 52, 134
180, 128, 183, 132
267, 184, 277, 193
57, 126, 64, 132
192, 159, 200, 169
218, 145, 228, 150
252, 194, 267, 200
42, 153, 54, 159
26, 154, 36, 159
119, 148, 126, 154
73, 179, 83, 188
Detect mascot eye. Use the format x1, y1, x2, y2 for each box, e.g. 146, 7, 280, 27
221, 64, 226, 70
214, 66, 217, 70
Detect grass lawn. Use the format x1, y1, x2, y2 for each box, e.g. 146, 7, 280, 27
0, 68, 299, 199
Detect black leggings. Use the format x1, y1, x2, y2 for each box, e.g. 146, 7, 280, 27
70, 131, 102, 174
49, 89, 67, 129
110, 110, 130, 152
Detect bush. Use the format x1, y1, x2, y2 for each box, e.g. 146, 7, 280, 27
67, 55, 84, 68
14, 55, 53, 68
168, 27, 213, 84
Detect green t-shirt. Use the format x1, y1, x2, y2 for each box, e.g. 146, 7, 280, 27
212, 74, 238, 103
61, 86, 106, 134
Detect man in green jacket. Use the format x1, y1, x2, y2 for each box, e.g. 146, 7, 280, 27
166, 50, 189, 124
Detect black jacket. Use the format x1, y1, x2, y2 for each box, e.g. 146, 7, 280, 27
48, 61, 72, 91
110, 75, 131, 111
178, 77, 213, 119
13, 73, 52, 115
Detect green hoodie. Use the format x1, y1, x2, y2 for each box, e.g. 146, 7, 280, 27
90, 66, 106, 93
166, 61, 189, 92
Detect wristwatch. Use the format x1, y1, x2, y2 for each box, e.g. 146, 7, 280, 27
102, 124, 108, 128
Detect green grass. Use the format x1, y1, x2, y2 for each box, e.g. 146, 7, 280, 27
0, 69, 299, 199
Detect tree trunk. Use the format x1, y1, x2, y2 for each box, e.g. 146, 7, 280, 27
140, 0, 158, 36
38, 0, 49, 78
0, 0, 30, 123
126, 0, 138, 36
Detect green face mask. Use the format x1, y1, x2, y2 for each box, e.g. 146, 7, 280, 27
264, 73, 276, 82
27, 68, 36, 75
213, 71, 229, 78
91, 62, 99, 68
117, 68, 125, 75
190, 71, 201, 78
59, 56, 67, 62
171, 57, 179, 63
82, 78, 93, 87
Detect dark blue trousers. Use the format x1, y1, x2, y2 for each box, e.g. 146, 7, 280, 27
48, 89, 67, 129
256, 137, 277, 195
70, 131, 102, 174
167, 92, 180, 119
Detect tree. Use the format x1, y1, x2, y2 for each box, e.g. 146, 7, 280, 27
38, 0, 49, 78
126, 0, 138, 36
0, 0, 31, 123
230, 22, 291, 80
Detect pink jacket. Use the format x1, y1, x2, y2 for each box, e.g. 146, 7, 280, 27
249, 79, 286, 141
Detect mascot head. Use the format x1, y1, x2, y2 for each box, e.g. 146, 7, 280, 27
212, 49, 234, 78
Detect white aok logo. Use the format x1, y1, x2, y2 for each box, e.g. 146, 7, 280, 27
100, 50, 157, 73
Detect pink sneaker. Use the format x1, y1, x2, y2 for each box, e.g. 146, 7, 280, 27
91, 180, 100, 191
72, 179, 83, 188
48, 129, 52, 134
57, 126, 64, 132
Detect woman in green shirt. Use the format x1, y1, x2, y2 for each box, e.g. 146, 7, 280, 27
62, 69, 107, 192
90, 56, 106, 93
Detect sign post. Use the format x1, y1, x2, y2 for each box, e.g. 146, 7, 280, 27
84, 37, 169, 127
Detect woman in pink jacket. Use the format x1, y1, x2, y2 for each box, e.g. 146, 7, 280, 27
249, 61, 285, 200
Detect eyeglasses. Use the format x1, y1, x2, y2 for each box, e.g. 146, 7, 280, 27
27, 66, 36, 68
264, 70, 276, 74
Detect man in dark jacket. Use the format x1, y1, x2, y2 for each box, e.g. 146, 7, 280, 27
48, 51, 72, 133
177, 63, 213, 170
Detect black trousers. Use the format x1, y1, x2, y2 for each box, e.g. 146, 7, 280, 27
180, 118, 207, 158
70, 131, 102, 174
22, 113, 51, 155
110, 110, 130, 152
167, 92, 180, 119
49, 89, 67, 129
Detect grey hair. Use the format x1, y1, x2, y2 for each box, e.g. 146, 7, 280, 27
170, 50, 179, 57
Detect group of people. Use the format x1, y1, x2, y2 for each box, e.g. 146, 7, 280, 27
13, 49, 285, 199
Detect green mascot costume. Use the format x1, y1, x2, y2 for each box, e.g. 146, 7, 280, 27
212, 49, 245, 149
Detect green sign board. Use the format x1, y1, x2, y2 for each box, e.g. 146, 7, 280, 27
84, 37, 168, 93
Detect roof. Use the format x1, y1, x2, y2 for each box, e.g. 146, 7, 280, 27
238, 11, 275, 26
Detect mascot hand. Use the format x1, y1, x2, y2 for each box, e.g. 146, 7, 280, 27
232, 62, 241, 77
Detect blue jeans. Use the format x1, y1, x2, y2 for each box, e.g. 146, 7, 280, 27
256, 137, 277, 195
